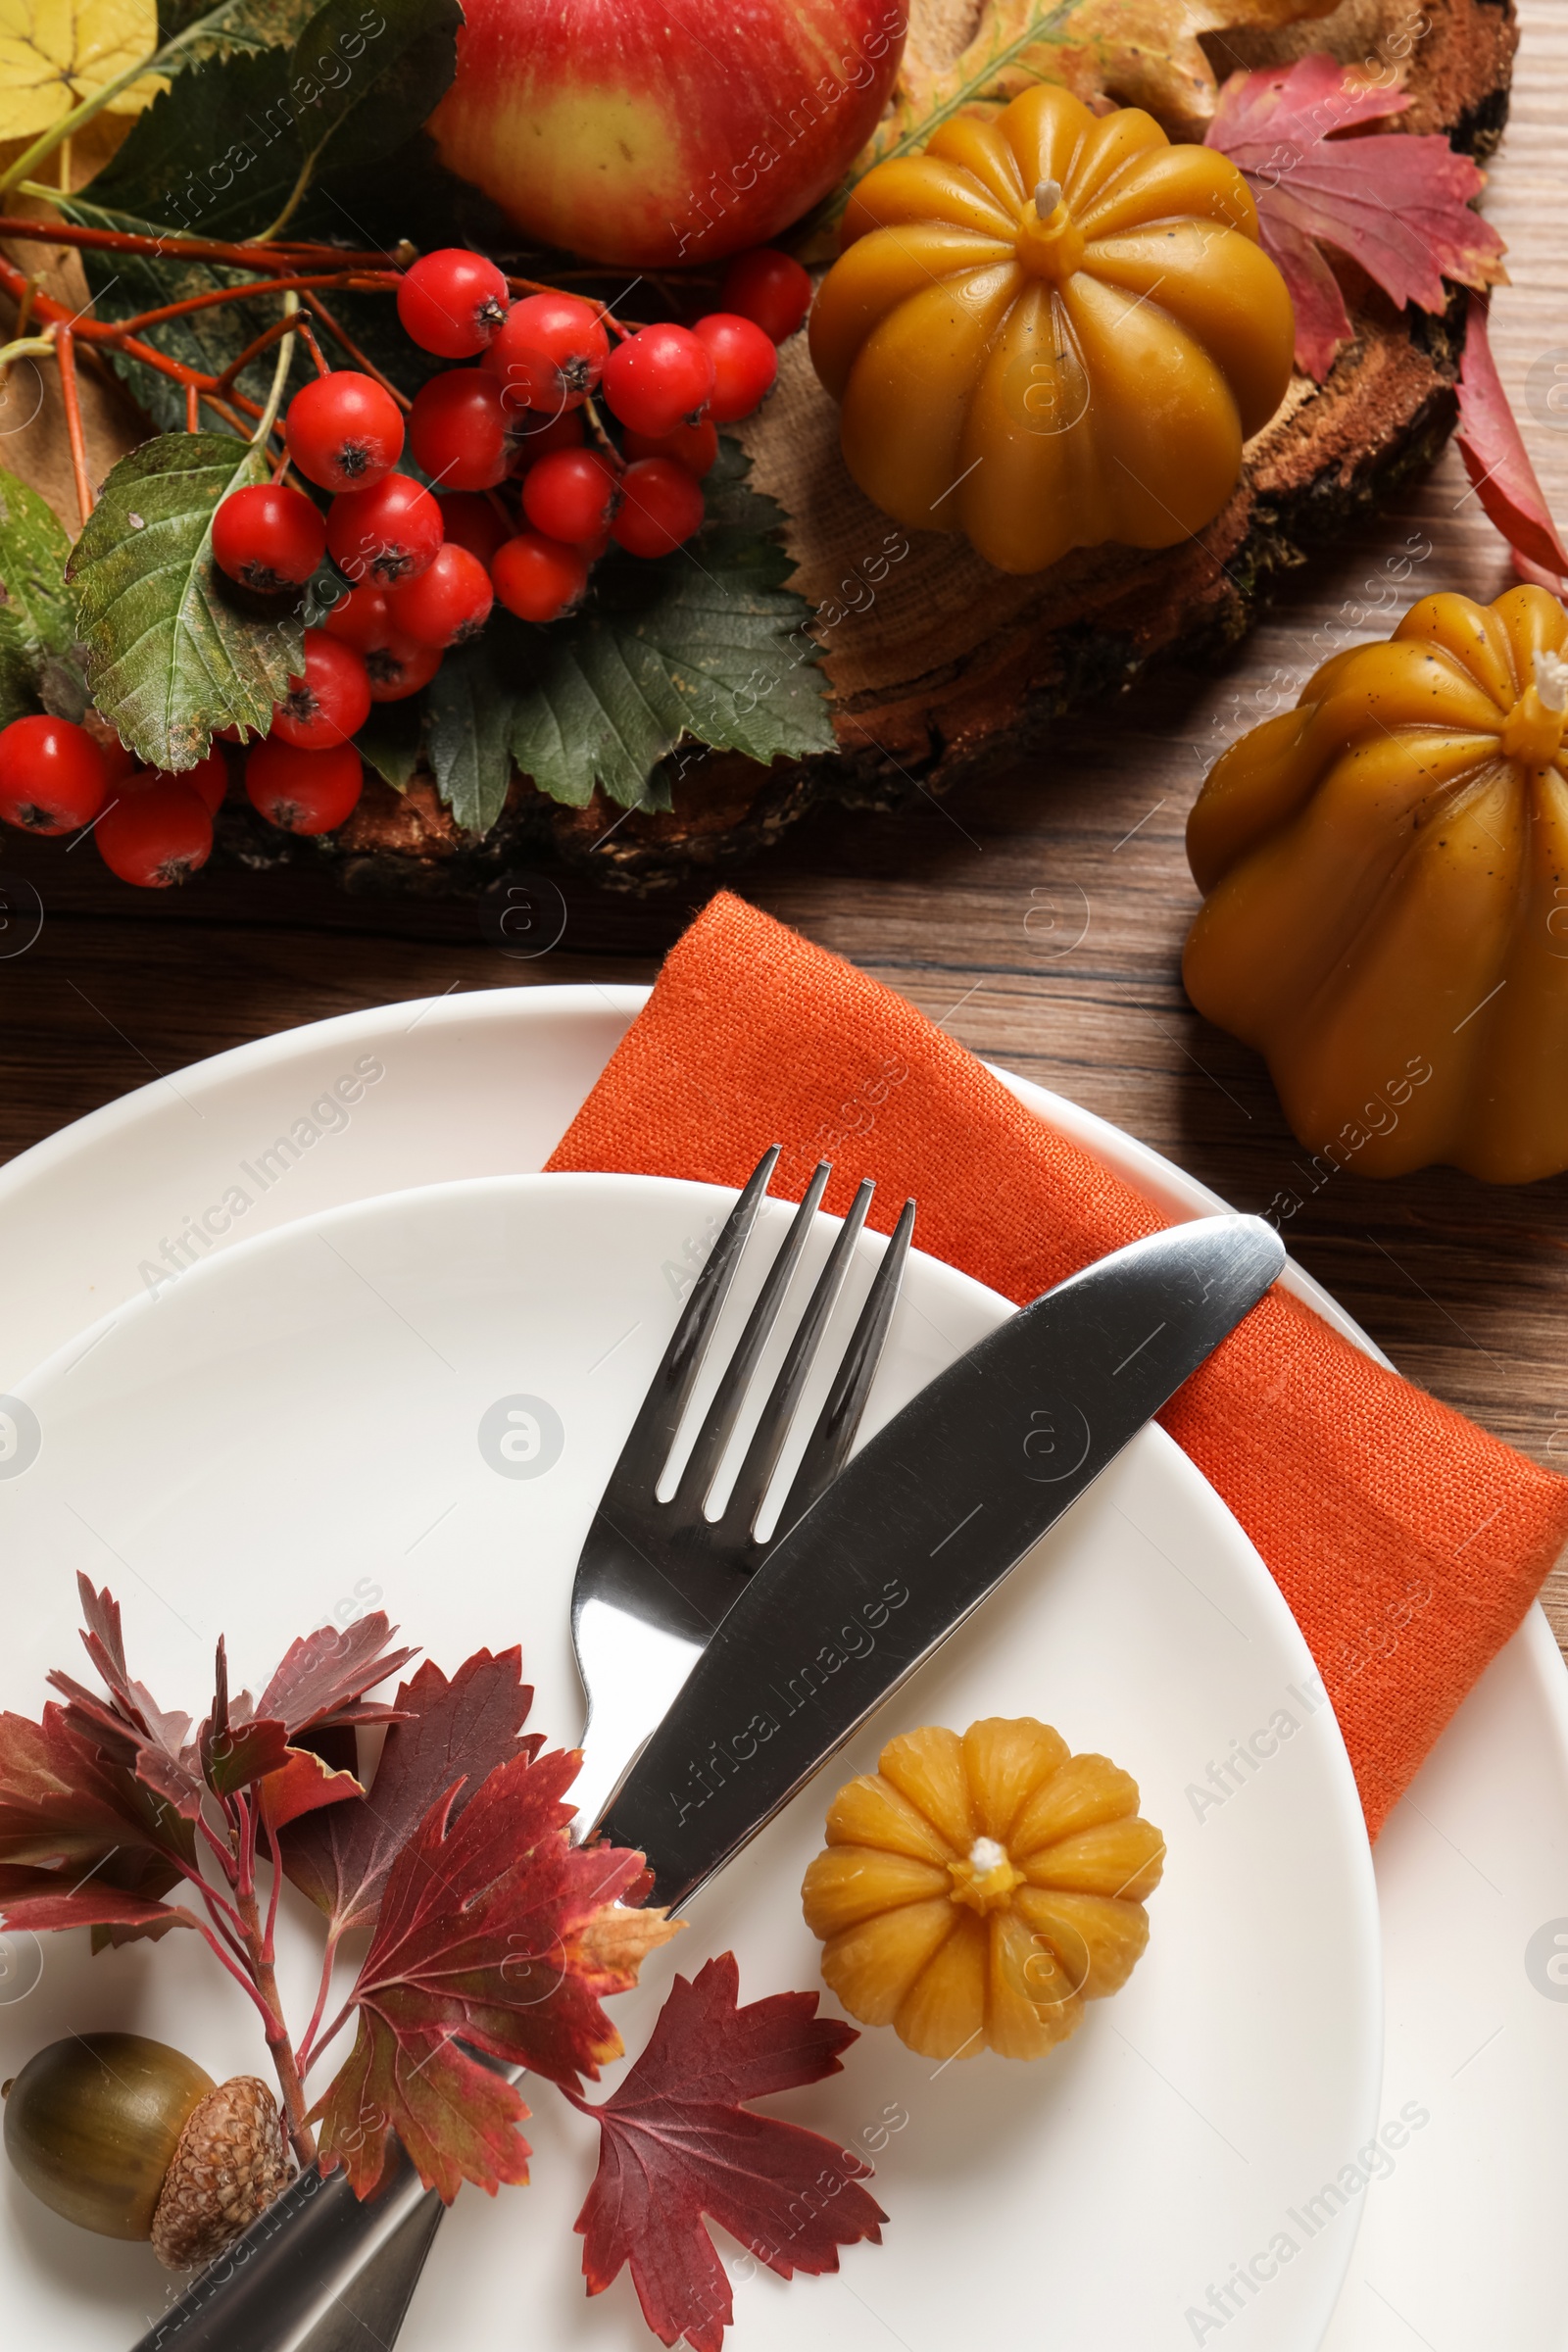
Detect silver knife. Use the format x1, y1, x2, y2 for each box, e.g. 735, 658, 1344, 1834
128, 1212, 1283, 2352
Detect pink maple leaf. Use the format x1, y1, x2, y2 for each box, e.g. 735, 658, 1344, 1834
1207, 53, 1507, 382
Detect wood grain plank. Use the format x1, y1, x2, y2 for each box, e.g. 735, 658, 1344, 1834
1, 0, 1565, 1654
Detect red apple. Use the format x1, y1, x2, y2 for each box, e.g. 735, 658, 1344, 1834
428, 0, 907, 269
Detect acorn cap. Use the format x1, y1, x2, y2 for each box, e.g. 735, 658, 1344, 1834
149, 2075, 291, 2271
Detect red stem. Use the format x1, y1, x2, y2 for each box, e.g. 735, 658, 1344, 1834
0, 216, 399, 270
294, 1925, 342, 2078
55, 329, 92, 523
302, 292, 413, 410
186, 1912, 283, 2030
261, 1820, 283, 1964
184, 380, 198, 432
235, 1881, 317, 2166
303, 1990, 357, 2076
210, 308, 307, 397
173, 1852, 249, 1942
116, 270, 397, 338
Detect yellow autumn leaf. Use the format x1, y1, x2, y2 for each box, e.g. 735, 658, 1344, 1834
0, 0, 166, 141
804, 0, 1340, 253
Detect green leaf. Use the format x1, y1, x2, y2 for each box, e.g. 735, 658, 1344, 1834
158, 0, 322, 64
424, 632, 518, 834
0, 468, 75, 657
67, 433, 303, 769
60, 198, 309, 434
510, 439, 833, 810
355, 695, 422, 790
286, 0, 461, 189
0, 612, 41, 729
76, 50, 302, 243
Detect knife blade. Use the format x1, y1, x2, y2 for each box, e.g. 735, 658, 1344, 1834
597, 1213, 1284, 1904
127, 1211, 1282, 2352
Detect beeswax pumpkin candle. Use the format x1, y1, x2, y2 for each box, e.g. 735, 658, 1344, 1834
808, 84, 1295, 575
802, 1719, 1163, 2061
1184, 585, 1568, 1185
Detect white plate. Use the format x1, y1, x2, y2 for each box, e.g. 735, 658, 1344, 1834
0, 985, 1564, 2349
0, 1173, 1377, 2351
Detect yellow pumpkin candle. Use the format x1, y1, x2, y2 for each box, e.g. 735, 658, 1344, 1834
808, 84, 1295, 575
801, 1719, 1163, 2061
1184, 584, 1568, 1185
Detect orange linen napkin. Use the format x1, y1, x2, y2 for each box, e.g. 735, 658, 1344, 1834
547, 893, 1568, 1837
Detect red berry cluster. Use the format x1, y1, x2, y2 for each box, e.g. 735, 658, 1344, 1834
0, 243, 811, 886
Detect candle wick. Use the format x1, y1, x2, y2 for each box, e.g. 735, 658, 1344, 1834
1034, 177, 1063, 219
1533, 648, 1568, 714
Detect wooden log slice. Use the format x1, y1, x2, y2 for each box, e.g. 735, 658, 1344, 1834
309, 0, 1516, 897
1, 0, 1518, 900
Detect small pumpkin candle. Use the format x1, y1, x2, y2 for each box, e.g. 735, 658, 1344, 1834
808, 83, 1294, 575
1184, 584, 1568, 1184
802, 1718, 1163, 2061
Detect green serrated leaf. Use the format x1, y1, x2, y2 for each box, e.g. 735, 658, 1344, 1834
67, 433, 303, 768
0, 611, 40, 729
74, 50, 302, 243
0, 468, 75, 657
510, 439, 832, 810
424, 633, 518, 834
355, 695, 422, 789
286, 0, 461, 191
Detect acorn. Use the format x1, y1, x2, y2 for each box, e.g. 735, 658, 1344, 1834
2, 2034, 291, 2269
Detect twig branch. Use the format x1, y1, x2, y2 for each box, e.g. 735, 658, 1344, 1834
302, 293, 414, 411
55, 330, 93, 524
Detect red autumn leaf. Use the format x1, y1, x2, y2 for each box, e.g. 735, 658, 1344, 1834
0, 1691, 197, 1950
1206, 54, 1507, 382
0, 1884, 194, 1938
257, 1746, 364, 1836
568, 1953, 886, 2352
311, 1745, 658, 2201
51, 1576, 207, 1819
1454, 291, 1568, 593
282, 1649, 541, 1937
253, 1613, 417, 1736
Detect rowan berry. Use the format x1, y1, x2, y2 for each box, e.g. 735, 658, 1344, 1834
285, 372, 405, 493
397, 248, 509, 359
213, 483, 325, 593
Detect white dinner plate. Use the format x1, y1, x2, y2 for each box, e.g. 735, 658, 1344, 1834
0, 1173, 1378, 2351
0, 984, 1564, 2351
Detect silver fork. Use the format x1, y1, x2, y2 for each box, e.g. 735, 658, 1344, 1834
568, 1147, 916, 1835
137, 1152, 915, 2352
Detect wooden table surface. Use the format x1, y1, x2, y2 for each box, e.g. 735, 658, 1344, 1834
3, 2, 1566, 1651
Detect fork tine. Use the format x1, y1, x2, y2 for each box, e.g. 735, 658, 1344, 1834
768, 1196, 916, 1544
669, 1159, 832, 1515
710, 1177, 875, 1547
600, 1147, 778, 1503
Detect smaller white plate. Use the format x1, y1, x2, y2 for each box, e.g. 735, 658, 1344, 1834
0, 1175, 1378, 2352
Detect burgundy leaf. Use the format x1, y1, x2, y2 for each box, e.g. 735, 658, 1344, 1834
258, 1747, 364, 1836
253, 1615, 417, 1738
1207, 54, 1507, 381
312, 1746, 670, 2200
52, 1579, 208, 1819
1454, 291, 1568, 590
569, 1954, 885, 2352
0, 1702, 196, 1881
47, 1673, 207, 1822
202, 1715, 293, 1797
0, 1886, 195, 1938
282, 1650, 541, 1938
74, 1576, 194, 1761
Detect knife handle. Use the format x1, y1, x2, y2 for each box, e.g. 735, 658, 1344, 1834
127, 2145, 441, 2352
